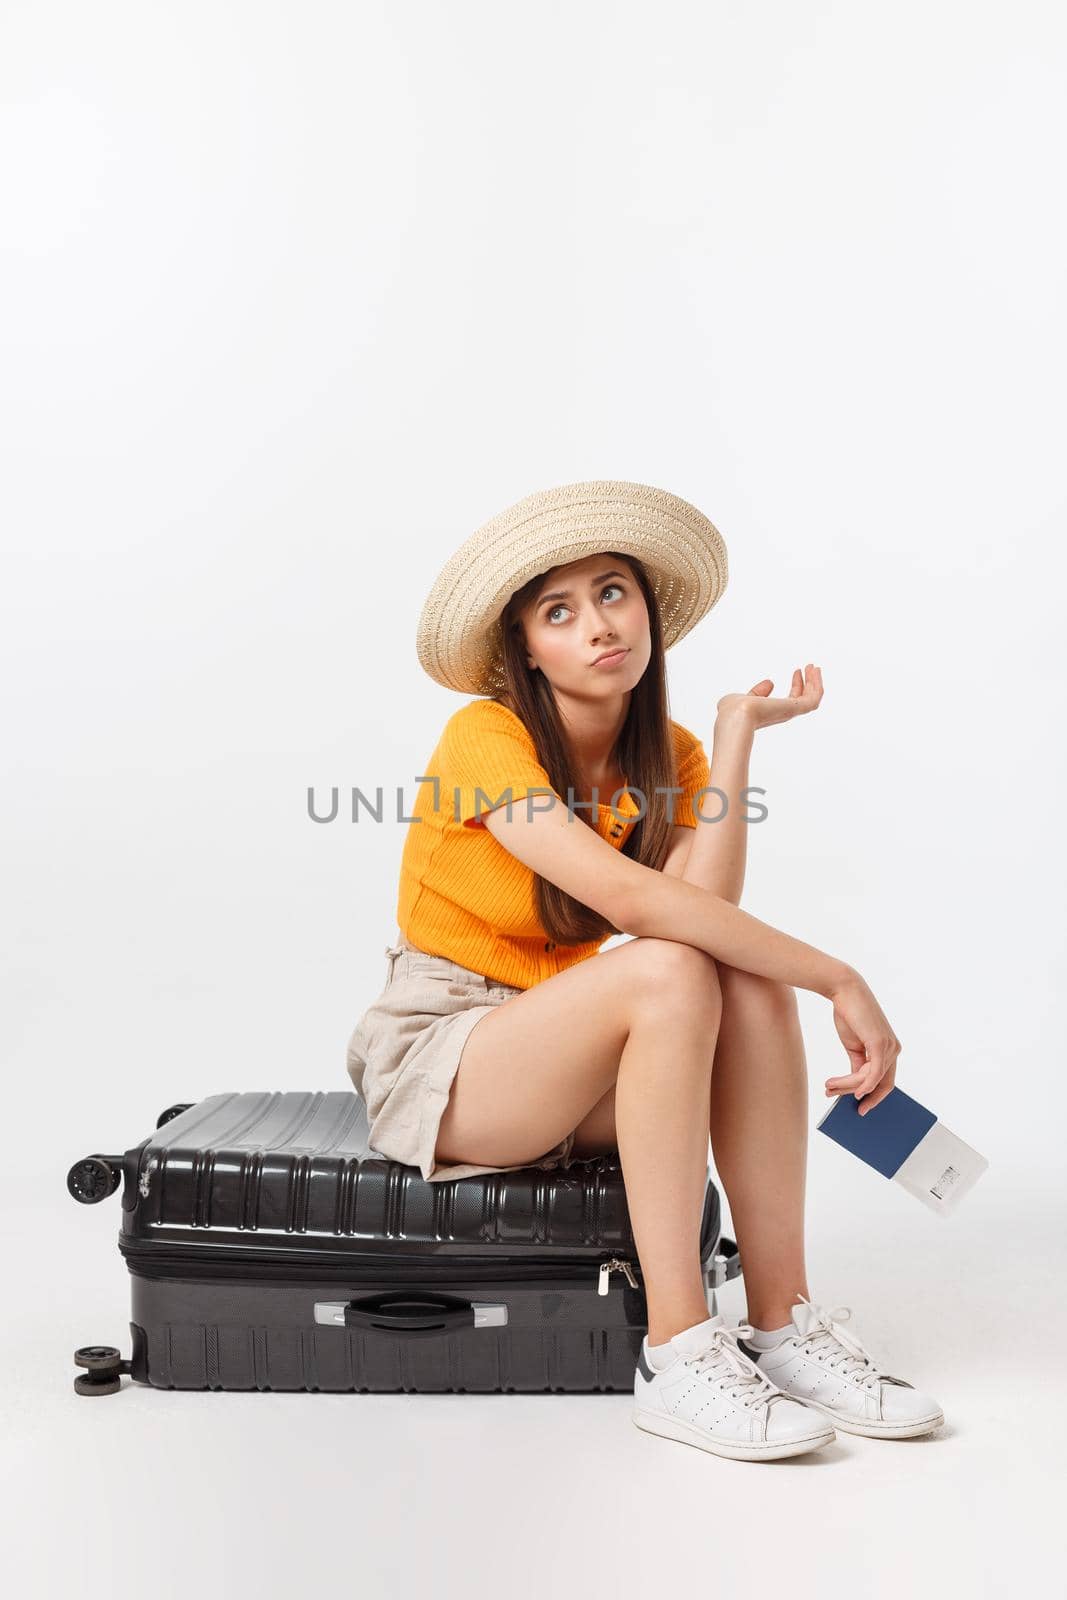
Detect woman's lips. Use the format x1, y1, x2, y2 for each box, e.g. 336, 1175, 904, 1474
592, 648, 629, 668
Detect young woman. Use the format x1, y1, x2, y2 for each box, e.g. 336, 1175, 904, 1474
346, 479, 944, 1462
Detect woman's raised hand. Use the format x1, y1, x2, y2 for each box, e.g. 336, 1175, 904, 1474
825, 970, 901, 1117
717, 663, 824, 731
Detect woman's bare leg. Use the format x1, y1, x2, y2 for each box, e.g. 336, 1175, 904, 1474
433, 937, 721, 1344
707, 966, 811, 1328
525, 964, 814, 1331
615, 951, 720, 1340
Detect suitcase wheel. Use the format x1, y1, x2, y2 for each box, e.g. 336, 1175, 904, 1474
74, 1345, 122, 1370
156, 1103, 195, 1128
73, 1346, 130, 1396
66, 1156, 121, 1204
74, 1373, 122, 1396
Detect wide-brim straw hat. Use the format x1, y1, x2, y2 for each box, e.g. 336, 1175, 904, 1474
416, 479, 729, 695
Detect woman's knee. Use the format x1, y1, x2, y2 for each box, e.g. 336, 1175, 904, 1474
624, 937, 723, 1021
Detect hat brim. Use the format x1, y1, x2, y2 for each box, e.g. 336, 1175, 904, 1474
416, 479, 729, 696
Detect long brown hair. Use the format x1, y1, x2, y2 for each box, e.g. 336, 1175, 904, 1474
494, 552, 681, 946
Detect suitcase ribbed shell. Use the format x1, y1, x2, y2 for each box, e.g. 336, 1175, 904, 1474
86, 1091, 740, 1393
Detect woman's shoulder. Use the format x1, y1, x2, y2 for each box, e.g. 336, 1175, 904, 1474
443, 695, 533, 746
668, 715, 706, 761
435, 698, 547, 798
445, 699, 702, 764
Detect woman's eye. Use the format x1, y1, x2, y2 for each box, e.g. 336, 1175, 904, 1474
547, 584, 625, 625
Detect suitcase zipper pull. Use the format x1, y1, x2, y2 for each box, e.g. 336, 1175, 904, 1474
597, 1257, 639, 1295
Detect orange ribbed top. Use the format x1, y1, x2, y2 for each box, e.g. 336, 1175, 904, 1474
395, 697, 710, 990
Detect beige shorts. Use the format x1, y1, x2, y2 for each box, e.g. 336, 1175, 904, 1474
345, 936, 577, 1184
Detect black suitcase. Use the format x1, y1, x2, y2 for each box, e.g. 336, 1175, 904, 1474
67, 1090, 741, 1396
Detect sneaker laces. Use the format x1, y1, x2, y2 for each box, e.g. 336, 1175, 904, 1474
792, 1293, 882, 1392
683, 1322, 783, 1409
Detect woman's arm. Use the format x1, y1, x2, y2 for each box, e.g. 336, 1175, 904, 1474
620, 865, 850, 997
483, 783, 900, 1086
484, 793, 848, 999
662, 706, 753, 903
663, 667, 824, 901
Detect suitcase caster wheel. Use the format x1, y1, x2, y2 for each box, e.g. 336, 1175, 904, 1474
73, 1346, 130, 1396
66, 1157, 120, 1204
74, 1372, 121, 1396
156, 1103, 194, 1128
75, 1344, 122, 1370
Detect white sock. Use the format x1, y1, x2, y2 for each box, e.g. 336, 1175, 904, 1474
644, 1315, 716, 1372
747, 1321, 793, 1350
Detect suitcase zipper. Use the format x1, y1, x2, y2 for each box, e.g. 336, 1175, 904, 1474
597, 1257, 640, 1295
119, 1237, 644, 1291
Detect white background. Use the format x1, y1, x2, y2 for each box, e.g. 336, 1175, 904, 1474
2, 2, 1063, 1594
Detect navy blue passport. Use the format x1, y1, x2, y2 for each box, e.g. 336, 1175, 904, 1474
817, 1086, 987, 1214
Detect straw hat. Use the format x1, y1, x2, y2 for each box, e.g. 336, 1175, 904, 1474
416, 479, 728, 695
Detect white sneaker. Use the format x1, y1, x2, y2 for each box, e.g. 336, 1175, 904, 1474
633, 1312, 837, 1461
737, 1295, 946, 1439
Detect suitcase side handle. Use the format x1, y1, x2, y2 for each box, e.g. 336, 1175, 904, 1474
315, 1291, 508, 1335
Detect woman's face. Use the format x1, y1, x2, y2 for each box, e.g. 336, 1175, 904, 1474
517, 553, 650, 699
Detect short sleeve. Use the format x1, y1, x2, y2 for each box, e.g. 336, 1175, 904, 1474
438, 700, 563, 829
671, 722, 711, 828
